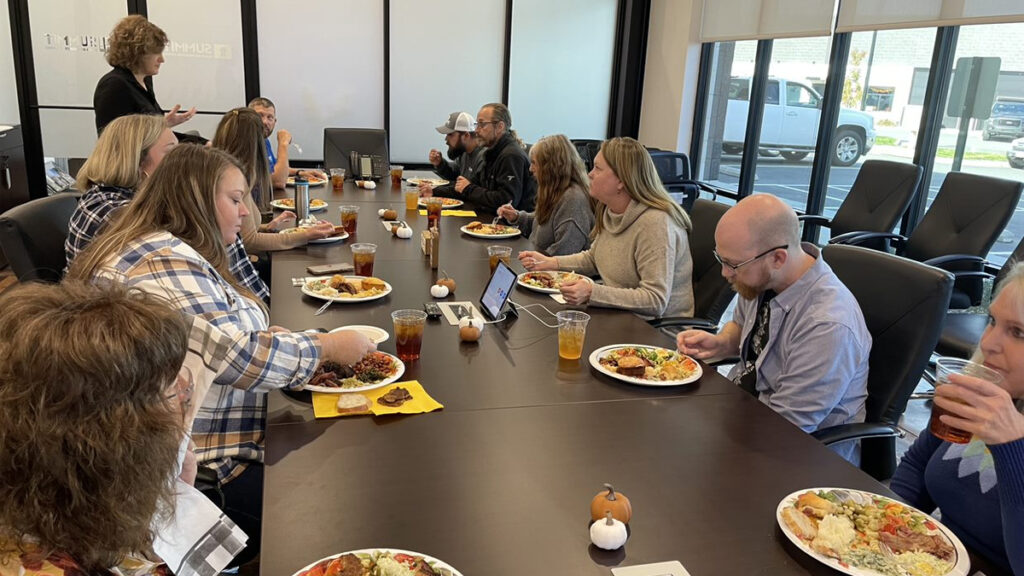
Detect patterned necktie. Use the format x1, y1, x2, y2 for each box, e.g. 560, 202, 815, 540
737, 290, 776, 396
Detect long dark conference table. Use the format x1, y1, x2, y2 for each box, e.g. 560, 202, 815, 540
261, 174, 1006, 576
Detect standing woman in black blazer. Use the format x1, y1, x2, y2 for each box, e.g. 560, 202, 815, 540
94, 15, 196, 135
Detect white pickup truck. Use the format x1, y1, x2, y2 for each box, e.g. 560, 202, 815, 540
723, 77, 876, 167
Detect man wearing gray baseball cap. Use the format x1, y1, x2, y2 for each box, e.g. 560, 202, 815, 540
421, 111, 486, 198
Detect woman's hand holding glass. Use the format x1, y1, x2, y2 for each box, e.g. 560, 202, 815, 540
935, 373, 1024, 445
518, 250, 556, 271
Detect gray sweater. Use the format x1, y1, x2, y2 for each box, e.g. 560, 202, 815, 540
556, 199, 694, 319
514, 185, 594, 256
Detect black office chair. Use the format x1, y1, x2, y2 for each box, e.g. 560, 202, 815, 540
802, 160, 921, 246
814, 245, 953, 481
0, 192, 80, 283
649, 199, 736, 333
834, 171, 1023, 310
571, 139, 602, 171
323, 128, 389, 176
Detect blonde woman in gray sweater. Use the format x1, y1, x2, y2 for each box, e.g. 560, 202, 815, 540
497, 134, 596, 256
520, 137, 694, 319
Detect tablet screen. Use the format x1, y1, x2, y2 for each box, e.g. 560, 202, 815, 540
480, 260, 517, 320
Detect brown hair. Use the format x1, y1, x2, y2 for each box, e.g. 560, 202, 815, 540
105, 15, 167, 71
68, 144, 264, 310
0, 281, 187, 571
76, 114, 168, 191
247, 97, 276, 110
213, 108, 273, 211
593, 137, 692, 237
482, 102, 526, 149
530, 134, 594, 225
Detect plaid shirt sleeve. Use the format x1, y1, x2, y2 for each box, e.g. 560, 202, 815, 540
64, 187, 133, 268
226, 238, 270, 303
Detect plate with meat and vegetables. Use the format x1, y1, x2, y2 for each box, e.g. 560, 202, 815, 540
302, 276, 392, 303
304, 352, 405, 394
292, 548, 461, 576
777, 488, 969, 576
516, 271, 589, 294
589, 344, 702, 386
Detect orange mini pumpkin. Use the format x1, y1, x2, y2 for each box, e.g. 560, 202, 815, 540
590, 483, 632, 523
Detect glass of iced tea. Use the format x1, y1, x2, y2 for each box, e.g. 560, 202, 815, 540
556, 310, 590, 360
330, 168, 346, 190
351, 243, 376, 277
423, 197, 444, 232
340, 205, 359, 235
487, 245, 512, 275
392, 309, 427, 362
404, 190, 419, 211
930, 357, 1003, 443
390, 165, 404, 188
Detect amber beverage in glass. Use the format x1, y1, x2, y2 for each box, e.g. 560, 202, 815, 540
404, 190, 419, 210
340, 205, 359, 235
487, 245, 512, 275
929, 357, 1003, 443
556, 311, 590, 360
390, 165, 404, 188
424, 198, 443, 232
330, 168, 346, 190
351, 243, 376, 277
392, 309, 427, 362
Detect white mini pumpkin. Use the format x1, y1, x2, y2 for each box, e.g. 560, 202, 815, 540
590, 511, 628, 550
430, 284, 449, 298
395, 226, 413, 239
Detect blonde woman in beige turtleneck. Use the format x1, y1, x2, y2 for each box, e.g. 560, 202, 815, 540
520, 137, 694, 319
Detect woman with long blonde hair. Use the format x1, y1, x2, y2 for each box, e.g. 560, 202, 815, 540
520, 137, 694, 319
212, 107, 333, 252
496, 134, 595, 255
68, 145, 374, 562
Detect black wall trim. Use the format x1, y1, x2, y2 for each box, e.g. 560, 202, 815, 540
502, 0, 512, 104
607, 0, 650, 138
802, 32, 851, 242
240, 0, 259, 104
383, 0, 390, 142
127, 0, 146, 17
688, 43, 713, 173
737, 39, 773, 198
8, 0, 44, 199
905, 26, 958, 233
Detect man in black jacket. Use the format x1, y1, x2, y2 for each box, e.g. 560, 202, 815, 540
456, 103, 536, 212
421, 111, 486, 198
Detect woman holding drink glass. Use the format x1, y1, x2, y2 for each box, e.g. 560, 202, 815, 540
890, 263, 1024, 574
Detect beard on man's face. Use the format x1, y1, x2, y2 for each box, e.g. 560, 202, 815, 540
447, 139, 466, 160
729, 276, 765, 300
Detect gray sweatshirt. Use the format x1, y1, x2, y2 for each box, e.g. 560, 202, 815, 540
514, 185, 594, 256
556, 199, 694, 319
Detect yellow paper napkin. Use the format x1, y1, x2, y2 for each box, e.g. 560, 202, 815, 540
311, 380, 444, 419
416, 209, 478, 217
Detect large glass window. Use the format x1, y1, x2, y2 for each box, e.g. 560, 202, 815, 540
695, 40, 756, 194
749, 36, 832, 212
927, 22, 1024, 265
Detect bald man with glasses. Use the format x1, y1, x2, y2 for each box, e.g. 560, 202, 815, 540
678, 194, 871, 464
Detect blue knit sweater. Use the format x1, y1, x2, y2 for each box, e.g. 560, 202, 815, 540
890, 430, 1024, 573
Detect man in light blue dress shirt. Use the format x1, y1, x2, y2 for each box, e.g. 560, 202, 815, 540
678, 194, 871, 463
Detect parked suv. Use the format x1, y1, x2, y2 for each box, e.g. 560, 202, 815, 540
983, 98, 1024, 141
1009, 137, 1024, 169
723, 77, 876, 167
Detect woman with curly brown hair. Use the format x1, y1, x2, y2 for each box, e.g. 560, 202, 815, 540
496, 134, 595, 255
0, 281, 190, 575
94, 15, 196, 135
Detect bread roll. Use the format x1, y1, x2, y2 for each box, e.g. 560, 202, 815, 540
336, 394, 371, 415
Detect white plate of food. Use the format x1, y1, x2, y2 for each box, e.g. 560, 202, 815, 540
303, 352, 405, 394
777, 488, 969, 576
329, 324, 389, 344
460, 221, 521, 239
418, 197, 463, 209
589, 344, 702, 386
301, 276, 392, 303
286, 176, 327, 187
291, 548, 461, 576
516, 271, 590, 294
408, 177, 450, 187
270, 198, 328, 211
279, 226, 348, 244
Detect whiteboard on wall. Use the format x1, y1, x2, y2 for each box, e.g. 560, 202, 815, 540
148, 0, 246, 114
28, 0, 127, 108
508, 0, 617, 145
389, 0, 505, 164
257, 0, 385, 162
0, 3, 19, 125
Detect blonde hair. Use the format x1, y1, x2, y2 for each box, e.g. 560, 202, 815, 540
105, 15, 167, 71
593, 137, 691, 237
0, 281, 186, 571
76, 115, 168, 191
530, 134, 594, 225
212, 108, 273, 212
68, 144, 264, 311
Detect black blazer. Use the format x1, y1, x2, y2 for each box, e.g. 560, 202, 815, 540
93, 66, 162, 134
